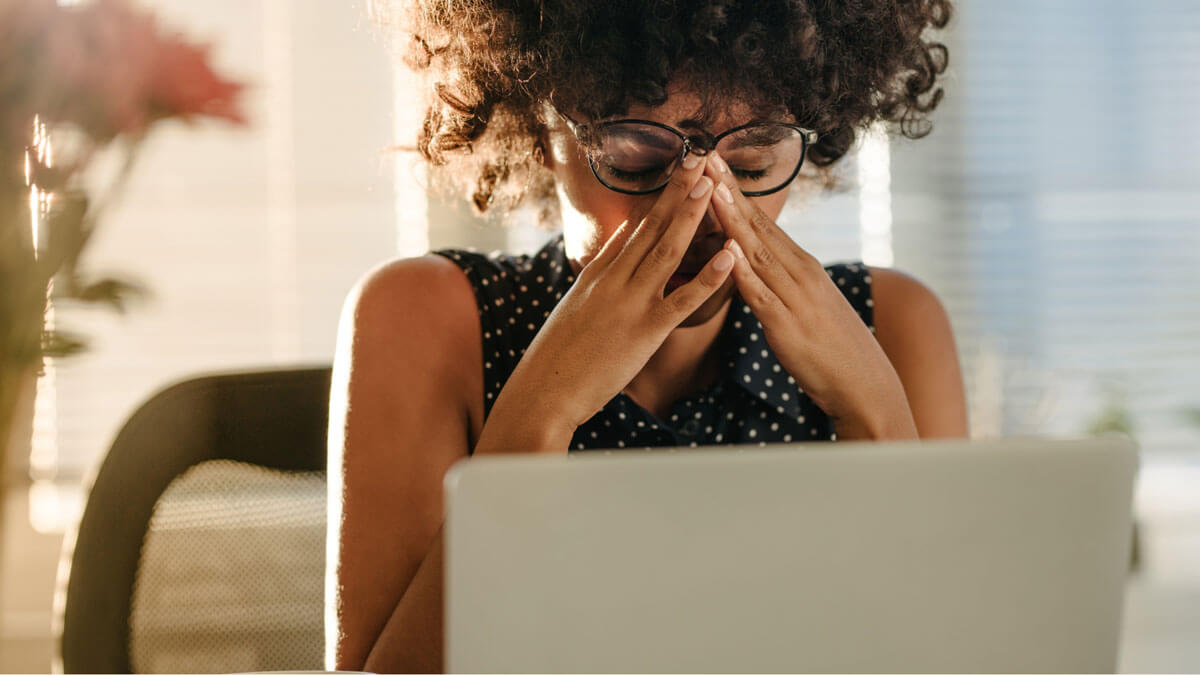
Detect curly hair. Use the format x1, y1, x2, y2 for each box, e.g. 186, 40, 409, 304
375, 0, 951, 222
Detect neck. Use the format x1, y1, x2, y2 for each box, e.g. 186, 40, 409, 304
624, 298, 731, 420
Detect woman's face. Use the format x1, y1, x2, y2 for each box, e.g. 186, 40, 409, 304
541, 88, 794, 328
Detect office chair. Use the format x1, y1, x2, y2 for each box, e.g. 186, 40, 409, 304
55, 366, 332, 673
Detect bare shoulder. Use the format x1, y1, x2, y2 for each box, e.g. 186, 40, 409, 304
865, 266, 969, 438
865, 266, 951, 337
348, 254, 478, 342
337, 252, 485, 452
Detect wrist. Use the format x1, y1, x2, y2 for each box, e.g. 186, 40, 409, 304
473, 382, 577, 455
831, 404, 918, 441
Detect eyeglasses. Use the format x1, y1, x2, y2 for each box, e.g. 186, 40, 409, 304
558, 112, 818, 197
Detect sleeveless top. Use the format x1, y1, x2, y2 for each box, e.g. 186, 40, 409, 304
434, 234, 875, 455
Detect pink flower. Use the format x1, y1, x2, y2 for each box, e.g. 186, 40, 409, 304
148, 35, 246, 126
1, 0, 245, 146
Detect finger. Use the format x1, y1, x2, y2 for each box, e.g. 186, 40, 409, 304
659, 247, 735, 321
709, 151, 813, 263
632, 175, 714, 285
613, 152, 709, 272
586, 216, 638, 271
704, 154, 797, 297
724, 238, 786, 322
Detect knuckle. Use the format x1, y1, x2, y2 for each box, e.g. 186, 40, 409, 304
649, 241, 679, 265
664, 290, 694, 316
751, 245, 774, 267
750, 212, 774, 233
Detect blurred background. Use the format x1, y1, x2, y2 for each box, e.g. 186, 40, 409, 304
2, 0, 1198, 671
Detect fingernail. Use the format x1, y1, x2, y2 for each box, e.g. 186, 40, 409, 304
715, 182, 734, 204
689, 176, 712, 199
728, 239, 745, 259
713, 251, 734, 271
713, 152, 729, 173
682, 154, 701, 170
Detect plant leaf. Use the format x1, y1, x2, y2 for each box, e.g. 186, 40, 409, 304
41, 330, 89, 359
56, 275, 149, 313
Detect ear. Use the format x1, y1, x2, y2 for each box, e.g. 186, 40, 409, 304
533, 130, 553, 170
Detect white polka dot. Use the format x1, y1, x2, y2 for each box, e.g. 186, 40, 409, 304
770, 422, 779, 431
783, 434, 791, 442
749, 333, 759, 341
760, 349, 769, 358
743, 375, 751, 383
748, 429, 757, 438
765, 378, 774, 387
752, 362, 760, 371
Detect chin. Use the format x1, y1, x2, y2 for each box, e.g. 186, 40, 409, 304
674, 277, 737, 328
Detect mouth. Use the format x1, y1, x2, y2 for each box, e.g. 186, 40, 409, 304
664, 240, 722, 293
665, 271, 698, 293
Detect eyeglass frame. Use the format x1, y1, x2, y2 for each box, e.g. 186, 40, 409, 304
555, 110, 819, 197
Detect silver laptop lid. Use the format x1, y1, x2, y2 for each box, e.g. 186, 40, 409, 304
445, 437, 1137, 673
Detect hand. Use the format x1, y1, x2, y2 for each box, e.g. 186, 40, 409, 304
703, 152, 917, 440
486, 154, 735, 444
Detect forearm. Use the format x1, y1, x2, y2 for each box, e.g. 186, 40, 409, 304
830, 389, 919, 441
363, 525, 446, 674
359, 390, 574, 672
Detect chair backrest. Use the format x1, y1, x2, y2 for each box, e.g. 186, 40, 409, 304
56, 366, 332, 674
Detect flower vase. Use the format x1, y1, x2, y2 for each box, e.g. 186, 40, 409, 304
1, 170, 48, 549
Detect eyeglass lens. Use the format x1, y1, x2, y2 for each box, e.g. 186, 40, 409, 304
588, 122, 806, 195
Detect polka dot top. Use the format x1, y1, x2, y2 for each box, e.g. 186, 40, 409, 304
433, 234, 875, 455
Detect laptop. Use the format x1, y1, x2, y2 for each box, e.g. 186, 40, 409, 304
443, 437, 1137, 673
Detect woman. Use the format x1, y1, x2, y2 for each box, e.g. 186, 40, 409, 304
330, 0, 966, 671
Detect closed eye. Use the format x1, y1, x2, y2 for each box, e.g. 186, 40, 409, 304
732, 167, 769, 180
605, 165, 668, 180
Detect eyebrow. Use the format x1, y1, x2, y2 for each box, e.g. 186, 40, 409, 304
604, 125, 681, 152
723, 125, 795, 148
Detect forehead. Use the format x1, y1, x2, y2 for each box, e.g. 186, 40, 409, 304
618, 83, 792, 132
